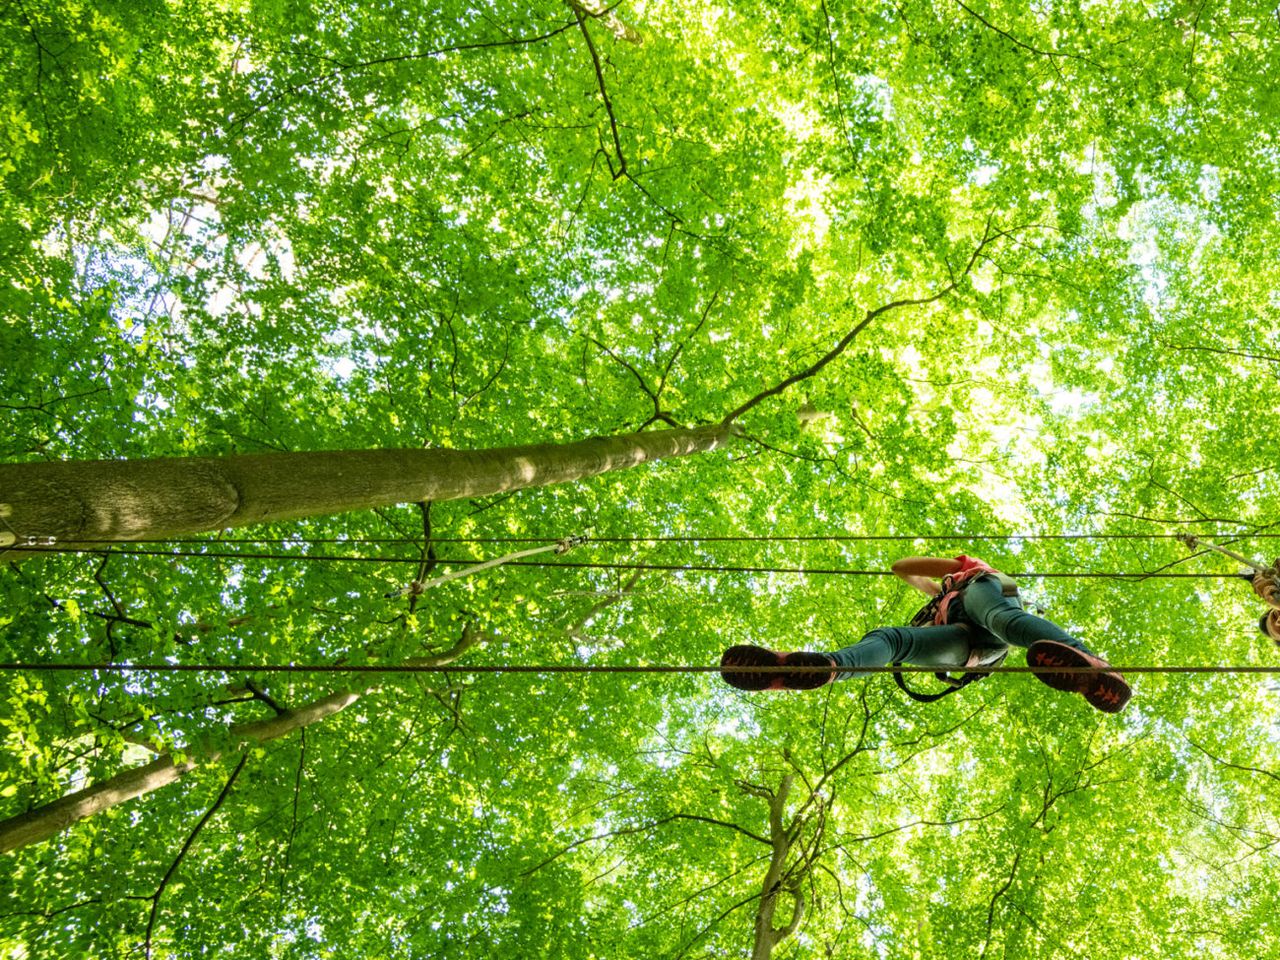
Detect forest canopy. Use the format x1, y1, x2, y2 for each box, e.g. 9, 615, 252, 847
2, 0, 1279, 957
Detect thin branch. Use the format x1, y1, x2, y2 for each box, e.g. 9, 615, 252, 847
1143, 473, 1211, 521
283, 729, 306, 876
675, 889, 764, 959
142, 754, 249, 959
564, 568, 645, 640
954, 0, 1066, 79
1227, 465, 1278, 483
588, 335, 660, 405
1183, 0, 1207, 98
636, 852, 772, 927
819, 0, 857, 162
722, 220, 1003, 425
836, 807, 1004, 847
572, 5, 626, 179
659, 289, 720, 394
1155, 339, 1280, 364
0, 897, 104, 922
1099, 510, 1248, 527
459, 321, 514, 409
521, 812, 770, 877
244, 679, 287, 716
1188, 739, 1280, 785
737, 431, 929, 507
0, 386, 109, 416
91, 554, 151, 628
782, 748, 815, 798
229, 21, 578, 131
979, 848, 1023, 960
670, 813, 772, 846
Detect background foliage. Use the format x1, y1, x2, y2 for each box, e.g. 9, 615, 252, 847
2, 0, 1279, 956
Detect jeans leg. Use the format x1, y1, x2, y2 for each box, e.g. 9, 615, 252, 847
827, 624, 972, 682
960, 575, 1094, 655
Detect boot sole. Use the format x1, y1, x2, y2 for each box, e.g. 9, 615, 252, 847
719, 646, 833, 691
1027, 640, 1131, 714
720, 645, 780, 691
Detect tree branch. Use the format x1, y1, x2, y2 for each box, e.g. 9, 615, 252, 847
572, 5, 626, 179
722, 220, 1003, 425
564, 568, 646, 641
670, 813, 771, 846
819, 0, 857, 162
587, 335, 660, 405
142, 754, 249, 959
283, 729, 306, 876
1155, 339, 1280, 365
636, 852, 772, 927
659, 289, 720, 395
520, 811, 770, 877
979, 848, 1023, 959
954, 0, 1066, 79
0, 624, 484, 853
1188, 739, 1280, 785
229, 21, 579, 131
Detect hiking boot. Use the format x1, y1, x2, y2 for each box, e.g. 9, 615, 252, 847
1027, 640, 1131, 714
719, 645, 835, 691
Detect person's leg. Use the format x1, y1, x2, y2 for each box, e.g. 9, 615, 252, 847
719, 623, 973, 691
960, 575, 1095, 654
960, 575, 1131, 713
826, 624, 973, 681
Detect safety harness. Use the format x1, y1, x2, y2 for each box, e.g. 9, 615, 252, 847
893, 570, 1020, 703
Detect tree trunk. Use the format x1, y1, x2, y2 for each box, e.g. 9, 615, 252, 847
0, 631, 480, 854
751, 775, 806, 960
0, 425, 733, 546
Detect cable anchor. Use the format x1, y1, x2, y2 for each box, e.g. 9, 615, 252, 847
556, 535, 588, 554
1178, 533, 1280, 578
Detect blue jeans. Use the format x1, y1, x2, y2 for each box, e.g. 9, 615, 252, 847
828, 574, 1092, 681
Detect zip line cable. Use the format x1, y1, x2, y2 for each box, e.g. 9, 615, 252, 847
1, 662, 1279, 676
25, 533, 1280, 546
7, 547, 1253, 579
8, 539, 1270, 677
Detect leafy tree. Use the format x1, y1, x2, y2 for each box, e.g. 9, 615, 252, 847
3, 0, 1280, 957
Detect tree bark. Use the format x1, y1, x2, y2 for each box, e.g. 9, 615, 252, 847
0, 425, 733, 546
751, 775, 806, 960
0, 631, 481, 854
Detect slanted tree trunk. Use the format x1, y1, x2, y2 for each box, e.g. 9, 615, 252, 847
0, 425, 733, 548
751, 776, 806, 960
0, 628, 482, 854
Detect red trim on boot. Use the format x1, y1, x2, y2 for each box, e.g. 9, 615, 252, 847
1027, 640, 1131, 714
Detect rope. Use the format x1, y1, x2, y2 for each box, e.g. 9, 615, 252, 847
25, 533, 1280, 545
1, 662, 1278, 676
7, 546, 1250, 579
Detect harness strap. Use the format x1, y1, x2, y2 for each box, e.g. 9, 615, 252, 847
893, 668, 960, 702
897, 569, 1019, 703
892, 659, 1007, 702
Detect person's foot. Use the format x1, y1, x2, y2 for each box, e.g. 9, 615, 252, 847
719, 645, 835, 691
1027, 640, 1131, 713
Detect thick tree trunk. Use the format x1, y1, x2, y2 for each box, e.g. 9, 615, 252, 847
0, 425, 732, 546
0, 632, 480, 854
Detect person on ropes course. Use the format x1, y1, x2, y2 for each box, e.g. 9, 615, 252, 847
1248, 570, 1280, 644
1176, 533, 1280, 645
719, 554, 1132, 714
